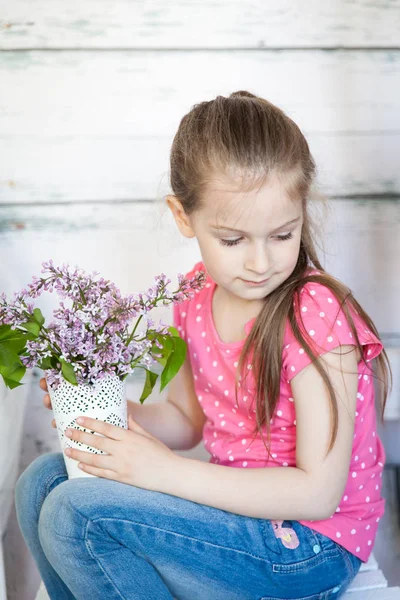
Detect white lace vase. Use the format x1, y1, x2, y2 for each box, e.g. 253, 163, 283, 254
46, 373, 127, 479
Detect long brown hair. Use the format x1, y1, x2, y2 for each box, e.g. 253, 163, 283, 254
168, 90, 392, 460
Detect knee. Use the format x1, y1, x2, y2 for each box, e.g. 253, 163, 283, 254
15, 453, 67, 528
38, 479, 89, 558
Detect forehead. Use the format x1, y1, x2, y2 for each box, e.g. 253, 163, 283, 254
201, 172, 302, 231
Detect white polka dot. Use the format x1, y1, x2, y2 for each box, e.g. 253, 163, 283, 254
366, 496, 370, 502
327, 297, 333, 303
218, 375, 223, 381
352, 472, 357, 478
283, 462, 288, 466
291, 366, 296, 372
224, 390, 229, 396
206, 346, 210, 352
361, 462, 365, 469
212, 361, 218, 367
277, 410, 283, 417
366, 525, 371, 530
241, 439, 247, 445
221, 421, 226, 426
188, 337, 191, 343
281, 427, 286, 431
285, 344, 290, 349
336, 532, 341, 538
198, 396, 202, 401
351, 529, 356, 534
356, 547, 360, 553
201, 332, 206, 338
344, 495, 348, 501
182, 312, 186, 317
229, 456, 234, 461
226, 350, 230, 354
247, 364, 252, 370
196, 316, 202, 322
299, 348, 304, 354
309, 330, 315, 336
196, 304, 201, 309
234, 362, 238, 367
214, 401, 219, 406
242, 461, 248, 467
337, 320, 342, 326
238, 422, 244, 427
367, 540, 372, 546
319, 312, 325, 317
302, 306, 307, 312
288, 397, 294, 402
327, 336, 333, 342
310, 290, 316, 296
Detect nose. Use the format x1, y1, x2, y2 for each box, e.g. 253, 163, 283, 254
244, 241, 270, 276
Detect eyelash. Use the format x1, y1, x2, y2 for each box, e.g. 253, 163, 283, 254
219, 232, 293, 247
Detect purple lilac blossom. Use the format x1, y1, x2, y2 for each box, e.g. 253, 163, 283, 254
1, 261, 206, 390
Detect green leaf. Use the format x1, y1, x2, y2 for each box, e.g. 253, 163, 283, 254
1, 376, 24, 389
139, 369, 158, 404
0, 362, 26, 388
37, 356, 53, 370
0, 345, 22, 369
33, 308, 45, 326
60, 359, 77, 385
21, 321, 40, 337
160, 336, 187, 392
168, 326, 180, 337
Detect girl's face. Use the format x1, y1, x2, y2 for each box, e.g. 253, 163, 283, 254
168, 172, 303, 306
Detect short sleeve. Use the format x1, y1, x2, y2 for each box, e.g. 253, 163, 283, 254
282, 281, 383, 383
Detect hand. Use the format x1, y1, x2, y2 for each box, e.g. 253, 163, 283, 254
40, 377, 57, 429
63, 414, 179, 492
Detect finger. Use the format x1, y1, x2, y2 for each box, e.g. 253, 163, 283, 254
74, 417, 124, 441
52, 418, 56, 428
65, 426, 112, 454
64, 446, 114, 471
43, 394, 52, 409
39, 378, 48, 391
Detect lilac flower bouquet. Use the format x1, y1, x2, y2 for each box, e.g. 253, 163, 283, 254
0, 260, 205, 402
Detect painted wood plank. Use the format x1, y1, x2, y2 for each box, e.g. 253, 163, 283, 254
360, 552, 379, 571
1, 50, 399, 203
343, 588, 400, 599
1, 50, 399, 136
1, 133, 399, 204
1, 0, 400, 49
348, 569, 388, 591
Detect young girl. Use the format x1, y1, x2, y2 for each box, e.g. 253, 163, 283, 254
15, 91, 391, 600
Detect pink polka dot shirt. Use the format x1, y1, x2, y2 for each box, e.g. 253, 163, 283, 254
173, 261, 386, 563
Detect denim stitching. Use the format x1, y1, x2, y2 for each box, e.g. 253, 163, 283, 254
88, 516, 271, 563
38, 470, 68, 509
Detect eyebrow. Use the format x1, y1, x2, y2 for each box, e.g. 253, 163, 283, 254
210, 217, 301, 235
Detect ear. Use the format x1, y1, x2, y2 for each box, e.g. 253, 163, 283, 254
166, 195, 196, 238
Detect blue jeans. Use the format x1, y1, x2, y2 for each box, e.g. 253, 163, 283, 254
15, 453, 362, 600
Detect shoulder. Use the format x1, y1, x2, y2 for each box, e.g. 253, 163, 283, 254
172, 260, 212, 330
282, 269, 383, 383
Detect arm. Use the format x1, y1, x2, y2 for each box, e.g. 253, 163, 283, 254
159, 345, 359, 521
127, 354, 207, 451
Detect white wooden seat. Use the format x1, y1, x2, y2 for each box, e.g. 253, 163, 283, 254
342, 552, 400, 598
33, 552, 400, 599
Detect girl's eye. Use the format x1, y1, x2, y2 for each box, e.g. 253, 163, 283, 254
220, 238, 242, 247
276, 232, 293, 241
220, 232, 293, 246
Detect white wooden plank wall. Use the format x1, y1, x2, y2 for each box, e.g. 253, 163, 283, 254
1, 1, 400, 598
